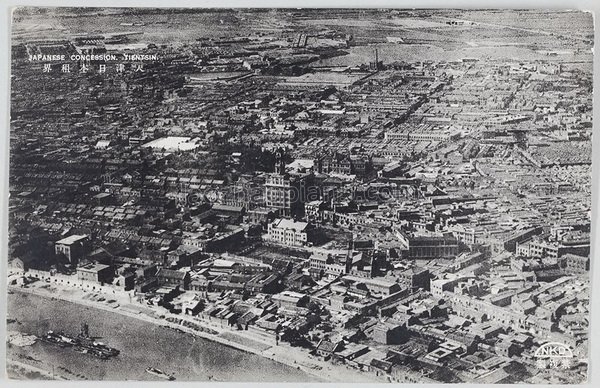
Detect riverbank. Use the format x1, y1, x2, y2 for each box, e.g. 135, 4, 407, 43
6, 289, 320, 381
6, 285, 384, 382
6, 360, 68, 380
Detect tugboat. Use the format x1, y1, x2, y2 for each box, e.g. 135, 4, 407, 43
41, 323, 120, 359
146, 367, 176, 381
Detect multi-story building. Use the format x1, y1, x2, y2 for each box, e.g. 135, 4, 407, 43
342, 275, 402, 296
265, 173, 298, 218
450, 225, 479, 245
320, 153, 352, 175
304, 200, 326, 223
516, 238, 590, 259
156, 268, 190, 290
316, 152, 371, 177
264, 156, 311, 218
309, 248, 351, 278
266, 218, 315, 247
396, 231, 459, 259
55, 235, 90, 264
399, 267, 430, 290
77, 263, 113, 284
563, 253, 590, 274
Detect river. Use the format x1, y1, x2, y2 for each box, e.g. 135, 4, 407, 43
6, 291, 320, 382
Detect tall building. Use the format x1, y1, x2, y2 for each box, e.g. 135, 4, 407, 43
264, 150, 311, 218
55, 235, 90, 265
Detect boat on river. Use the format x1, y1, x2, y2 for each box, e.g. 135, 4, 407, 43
41, 323, 120, 359
146, 367, 176, 381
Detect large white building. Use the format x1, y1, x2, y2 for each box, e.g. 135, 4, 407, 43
266, 218, 314, 247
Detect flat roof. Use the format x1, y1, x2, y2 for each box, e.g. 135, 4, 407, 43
56, 235, 88, 245
142, 137, 200, 152
272, 218, 309, 231
78, 263, 110, 273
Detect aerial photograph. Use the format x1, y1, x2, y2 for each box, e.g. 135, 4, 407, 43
6, 7, 594, 384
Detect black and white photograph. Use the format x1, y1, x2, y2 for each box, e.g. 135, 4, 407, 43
3, 5, 596, 384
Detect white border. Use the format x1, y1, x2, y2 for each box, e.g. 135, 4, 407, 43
0, 2, 598, 388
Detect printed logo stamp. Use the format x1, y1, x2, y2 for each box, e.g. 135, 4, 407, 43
534, 342, 574, 370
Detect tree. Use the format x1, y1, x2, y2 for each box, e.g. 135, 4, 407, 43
307, 301, 321, 314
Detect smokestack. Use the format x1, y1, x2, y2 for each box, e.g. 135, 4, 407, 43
375, 48, 379, 69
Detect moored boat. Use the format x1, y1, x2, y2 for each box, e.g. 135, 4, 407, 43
41, 323, 120, 359
146, 367, 176, 381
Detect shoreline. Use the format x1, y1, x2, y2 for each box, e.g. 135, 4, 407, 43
7, 285, 382, 382
6, 360, 68, 380
8, 286, 307, 379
